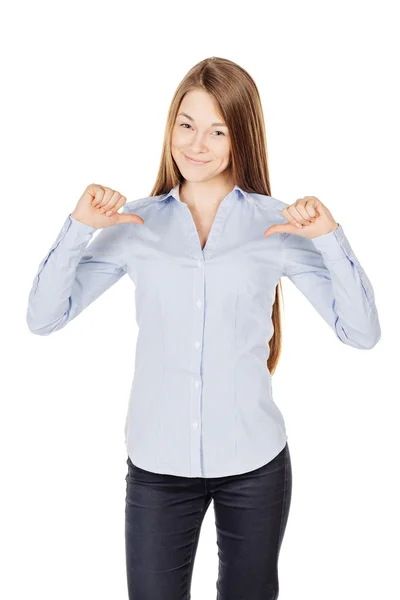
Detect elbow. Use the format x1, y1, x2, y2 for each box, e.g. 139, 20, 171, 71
26, 307, 68, 336
27, 323, 53, 336
26, 316, 56, 336
26, 295, 77, 336
358, 333, 381, 349
336, 321, 381, 350
363, 327, 381, 349
360, 315, 382, 349
26, 308, 45, 335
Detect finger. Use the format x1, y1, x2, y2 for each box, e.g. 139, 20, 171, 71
105, 196, 126, 217
92, 186, 105, 207
290, 202, 312, 226
295, 199, 318, 222
115, 212, 145, 225
98, 191, 122, 214
282, 206, 305, 228
304, 196, 326, 219
264, 222, 301, 237
86, 183, 103, 200
95, 188, 116, 210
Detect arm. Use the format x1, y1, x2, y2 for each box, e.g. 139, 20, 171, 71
26, 212, 130, 335
281, 223, 381, 349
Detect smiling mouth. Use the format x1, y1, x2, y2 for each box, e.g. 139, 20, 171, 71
184, 154, 209, 164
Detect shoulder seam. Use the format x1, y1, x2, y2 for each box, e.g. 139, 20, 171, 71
246, 193, 288, 211
123, 196, 158, 212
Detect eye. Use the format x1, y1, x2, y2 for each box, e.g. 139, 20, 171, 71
179, 123, 225, 136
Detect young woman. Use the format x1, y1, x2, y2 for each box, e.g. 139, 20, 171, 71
27, 56, 381, 599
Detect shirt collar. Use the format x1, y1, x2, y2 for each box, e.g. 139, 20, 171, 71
157, 183, 248, 203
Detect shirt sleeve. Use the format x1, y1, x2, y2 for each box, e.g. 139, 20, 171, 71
26, 213, 130, 335
281, 223, 381, 349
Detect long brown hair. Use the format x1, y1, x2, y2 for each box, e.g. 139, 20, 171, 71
149, 56, 284, 375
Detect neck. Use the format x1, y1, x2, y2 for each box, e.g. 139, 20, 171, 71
179, 176, 235, 212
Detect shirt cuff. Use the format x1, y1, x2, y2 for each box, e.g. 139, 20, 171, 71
310, 223, 350, 260
51, 214, 97, 251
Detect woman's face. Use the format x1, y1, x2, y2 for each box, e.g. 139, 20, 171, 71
171, 88, 232, 183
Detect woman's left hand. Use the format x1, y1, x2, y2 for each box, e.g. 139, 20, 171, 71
264, 196, 339, 239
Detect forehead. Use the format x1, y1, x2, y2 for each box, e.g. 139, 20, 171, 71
177, 90, 226, 125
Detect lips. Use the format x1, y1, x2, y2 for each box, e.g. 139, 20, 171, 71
184, 154, 209, 164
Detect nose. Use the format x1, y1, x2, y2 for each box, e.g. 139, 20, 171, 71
188, 132, 209, 153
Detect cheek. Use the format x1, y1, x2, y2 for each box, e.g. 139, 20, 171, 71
216, 142, 231, 162
171, 136, 182, 159
171, 144, 185, 165
171, 128, 187, 148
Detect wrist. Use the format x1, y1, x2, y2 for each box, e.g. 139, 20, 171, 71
71, 211, 87, 225
326, 222, 339, 235
70, 212, 98, 231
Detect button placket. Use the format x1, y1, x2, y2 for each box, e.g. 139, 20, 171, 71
190, 252, 205, 474
162, 185, 245, 476
177, 194, 239, 476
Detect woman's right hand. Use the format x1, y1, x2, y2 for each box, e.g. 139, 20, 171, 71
71, 183, 145, 229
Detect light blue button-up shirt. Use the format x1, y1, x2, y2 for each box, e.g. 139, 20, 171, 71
26, 183, 381, 477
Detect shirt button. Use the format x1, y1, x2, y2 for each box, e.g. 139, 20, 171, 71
195, 341, 200, 349
196, 299, 202, 308
194, 380, 200, 388
193, 421, 199, 429
197, 259, 202, 267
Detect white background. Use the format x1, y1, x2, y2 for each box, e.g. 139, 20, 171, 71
2, 0, 397, 598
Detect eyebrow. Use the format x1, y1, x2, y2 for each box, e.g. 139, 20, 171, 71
177, 112, 228, 127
